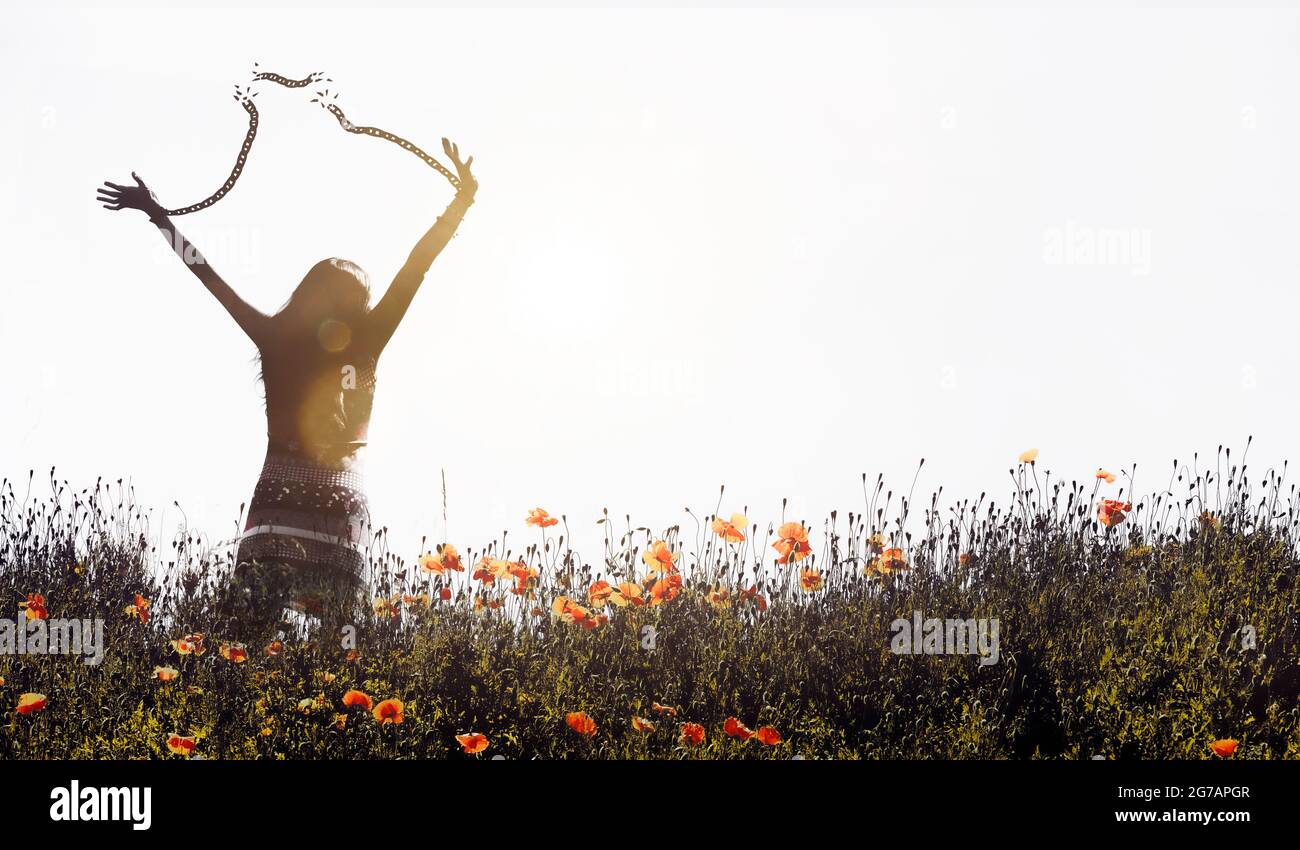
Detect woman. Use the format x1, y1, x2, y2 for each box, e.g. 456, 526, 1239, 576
97, 139, 477, 634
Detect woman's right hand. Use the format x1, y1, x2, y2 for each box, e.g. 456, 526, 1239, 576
442, 138, 477, 200
97, 172, 165, 219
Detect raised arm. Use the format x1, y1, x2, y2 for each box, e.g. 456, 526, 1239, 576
368, 138, 478, 350
97, 173, 270, 345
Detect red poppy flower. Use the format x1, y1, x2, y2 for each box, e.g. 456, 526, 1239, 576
527, 508, 559, 528
166, 733, 196, 757
711, 513, 747, 543
342, 689, 373, 711
16, 692, 47, 715
649, 574, 683, 605
373, 698, 404, 725
1098, 499, 1132, 528
773, 523, 812, 564
20, 593, 47, 621
420, 544, 464, 575
756, 726, 782, 746
123, 593, 150, 623
566, 711, 597, 736
1209, 739, 1238, 758
799, 568, 824, 592
739, 585, 768, 611
680, 722, 706, 746
724, 716, 754, 741
642, 540, 680, 578
456, 732, 489, 754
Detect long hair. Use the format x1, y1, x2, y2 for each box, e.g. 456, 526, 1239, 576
254, 258, 372, 400
276, 258, 371, 322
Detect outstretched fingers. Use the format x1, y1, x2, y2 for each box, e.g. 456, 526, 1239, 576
97, 183, 123, 209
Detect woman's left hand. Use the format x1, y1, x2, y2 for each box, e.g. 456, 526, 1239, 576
442, 138, 477, 199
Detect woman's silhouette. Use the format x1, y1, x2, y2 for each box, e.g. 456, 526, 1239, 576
97, 139, 477, 633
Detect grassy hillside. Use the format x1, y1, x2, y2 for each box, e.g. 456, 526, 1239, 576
2, 448, 1297, 759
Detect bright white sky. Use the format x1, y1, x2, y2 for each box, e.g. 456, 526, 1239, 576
3, 5, 1298, 565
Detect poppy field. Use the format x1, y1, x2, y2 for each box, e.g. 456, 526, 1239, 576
2, 445, 1298, 760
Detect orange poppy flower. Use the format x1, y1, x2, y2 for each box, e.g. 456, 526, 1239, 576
739, 585, 768, 612
420, 543, 464, 575
439, 587, 453, 601
1098, 499, 1132, 528
20, 593, 47, 621
527, 508, 560, 528
707, 587, 731, 609
711, 513, 748, 543
649, 574, 683, 605
154, 666, 179, 682
373, 698, 404, 725
958, 553, 973, 567
566, 711, 597, 737
680, 722, 706, 746
1209, 739, 1238, 758
799, 568, 824, 592
871, 547, 908, 575
1096, 468, 1117, 484
456, 732, 490, 754
588, 580, 614, 606
166, 733, 196, 757
403, 593, 431, 609
345, 649, 361, 663
652, 702, 678, 717
642, 540, 680, 578
373, 595, 400, 619
123, 593, 150, 623
723, 716, 754, 741
264, 640, 283, 657
756, 726, 782, 746
773, 523, 812, 564
16, 693, 47, 715
552, 595, 593, 625
219, 642, 248, 663
632, 716, 656, 733
508, 562, 539, 595
605, 581, 645, 607
170, 633, 206, 656
1018, 448, 1039, 464
472, 556, 513, 585
342, 689, 373, 711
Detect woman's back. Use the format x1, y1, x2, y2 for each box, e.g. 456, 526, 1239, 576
258, 326, 379, 462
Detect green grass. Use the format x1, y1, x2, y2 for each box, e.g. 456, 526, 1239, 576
2, 446, 1298, 759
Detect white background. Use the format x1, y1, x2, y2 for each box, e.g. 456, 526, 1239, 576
3, 5, 1297, 563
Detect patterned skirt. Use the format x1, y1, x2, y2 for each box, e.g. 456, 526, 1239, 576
235, 447, 371, 613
